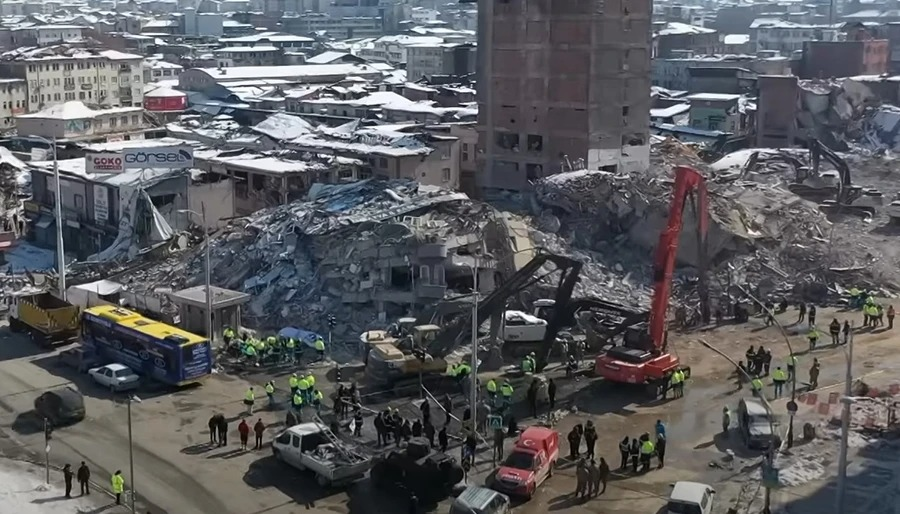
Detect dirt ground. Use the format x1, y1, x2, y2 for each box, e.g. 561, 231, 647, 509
0, 302, 897, 514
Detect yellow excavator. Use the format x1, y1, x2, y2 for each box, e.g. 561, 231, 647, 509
361, 324, 456, 394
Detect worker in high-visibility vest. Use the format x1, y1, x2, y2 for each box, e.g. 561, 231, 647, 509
285, 337, 297, 363
787, 354, 798, 381
111, 470, 125, 505
668, 371, 680, 399
244, 343, 258, 366
244, 387, 255, 415
265, 380, 275, 408
772, 367, 787, 398
639, 438, 655, 473
313, 389, 324, 414
289, 373, 299, 396
500, 380, 513, 405
751, 376, 763, 398
807, 327, 819, 351
298, 376, 310, 404
223, 326, 236, 344
292, 390, 304, 418
314, 337, 326, 360
486, 379, 497, 400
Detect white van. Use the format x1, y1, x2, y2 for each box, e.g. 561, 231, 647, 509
667, 481, 715, 514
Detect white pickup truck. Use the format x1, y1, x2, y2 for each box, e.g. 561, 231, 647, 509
272, 422, 372, 487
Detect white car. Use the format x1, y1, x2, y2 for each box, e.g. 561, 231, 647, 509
88, 364, 140, 392
667, 481, 715, 514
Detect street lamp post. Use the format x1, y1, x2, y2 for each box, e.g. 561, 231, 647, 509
836, 323, 855, 514
177, 205, 212, 343
698, 338, 778, 514
127, 395, 142, 513
470, 259, 479, 434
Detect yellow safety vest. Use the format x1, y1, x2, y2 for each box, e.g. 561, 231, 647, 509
486, 380, 497, 393
315, 339, 325, 351
314, 390, 323, 401
501, 384, 513, 397
306, 375, 315, 388
286, 338, 296, 349
679, 370, 686, 382
224, 328, 235, 338
265, 382, 274, 394
670, 373, 679, 385
522, 359, 533, 372
808, 330, 818, 339
751, 379, 763, 391
298, 378, 309, 391
641, 440, 655, 455
289, 375, 298, 388
111, 474, 124, 493
245, 389, 255, 402
293, 393, 303, 406
773, 370, 786, 381
267, 336, 276, 345
245, 345, 257, 356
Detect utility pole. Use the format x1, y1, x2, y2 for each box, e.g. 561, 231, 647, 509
202, 202, 212, 345
43, 418, 51, 485
470, 260, 479, 434
51, 137, 66, 300
836, 323, 854, 513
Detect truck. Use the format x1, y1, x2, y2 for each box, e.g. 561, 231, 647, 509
7, 292, 80, 347
271, 422, 372, 487
489, 426, 559, 500
371, 437, 464, 503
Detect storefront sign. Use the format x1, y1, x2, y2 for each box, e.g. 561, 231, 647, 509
93, 184, 109, 224
123, 145, 193, 169
86, 153, 124, 173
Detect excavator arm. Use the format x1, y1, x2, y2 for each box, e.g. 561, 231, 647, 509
648, 166, 709, 353
429, 252, 583, 359
809, 138, 854, 204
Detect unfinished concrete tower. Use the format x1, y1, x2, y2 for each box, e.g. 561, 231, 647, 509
477, 0, 652, 193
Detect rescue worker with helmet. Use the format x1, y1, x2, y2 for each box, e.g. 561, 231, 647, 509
486, 378, 497, 402
500, 380, 514, 407
639, 437, 655, 473
314, 337, 326, 360
751, 375, 764, 398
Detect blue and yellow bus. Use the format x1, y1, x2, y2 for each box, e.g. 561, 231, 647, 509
81, 305, 213, 386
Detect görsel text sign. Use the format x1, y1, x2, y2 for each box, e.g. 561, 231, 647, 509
85, 153, 124, 173
123, 145, 194, 169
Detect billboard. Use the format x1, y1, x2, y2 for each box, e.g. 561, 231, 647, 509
86, 153, 124, 174
123, 145, 194, 169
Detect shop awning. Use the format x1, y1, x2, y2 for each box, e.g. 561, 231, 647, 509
35, 216, 53, 229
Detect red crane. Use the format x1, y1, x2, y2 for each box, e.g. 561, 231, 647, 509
594, 166, 709, 394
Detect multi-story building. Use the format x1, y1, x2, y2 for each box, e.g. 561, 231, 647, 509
281, 13, 384, 39
15, 101, 145, 139
750, 19, 839, 55
213, 46, 282, 67
218, 32, 316, 51
406, 43, 476, 80
357, 34, 445, 64
756, 75, 799, 147
0, 46, 145, 113
10, 25, 86, 47
652, 22, 719, 58
0, 79, 26, 130
478, 0, 652, 192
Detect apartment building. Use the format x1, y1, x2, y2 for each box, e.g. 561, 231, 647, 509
357, 35, 445, 64
0, 46, 145, 114
15, 101, 145, 140
478, 0, 652, 192
0, 79, 26, 130
406, 43, 476, 80
281, 13, 384, 39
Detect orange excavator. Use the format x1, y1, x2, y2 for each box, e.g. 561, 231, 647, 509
594, 166, 709, 397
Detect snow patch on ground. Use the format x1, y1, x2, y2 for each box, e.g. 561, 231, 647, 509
0, 458, 106, 513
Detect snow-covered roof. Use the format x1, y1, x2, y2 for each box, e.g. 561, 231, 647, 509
144, 85, 186, 98
687, 93, 742, 102
723, 34, 750, 45
1, 45, 142, 61
16, 101, 142, 120
30, 158, 187, 186
251, 112, 315, 140
656, 22, 717, 36
219, 31, 314, 44
306, 51, 355, 64
651, 103, 691, 118
213, 46, 280, 53
192, 63, 383, 82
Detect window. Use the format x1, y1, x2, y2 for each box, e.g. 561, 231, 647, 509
120, 116, 127, 125
462, 143, 469, 161
131, 115, 138, 125
442, 168, 451, 182
74, 194, 84, 208
133, 75, 140, 83
526, 134, 543, 152
100, 75, 106, 83
79, 92, 85, 100
110, 117, 117, 128
53, 78, 60, 86
54, 93, 60, 100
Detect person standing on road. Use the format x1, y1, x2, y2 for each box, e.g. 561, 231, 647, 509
63, 464, 74, 498
656, 435, 667, 469
829, 319, 841, 346
111, 470, 125, 505
567, 426, 581, 460
843, 321, 851, 345
809, 358, 821, 390
244, 387, 255, 415
618, 437, 630, 469
493, 428, 504, 461
254, 418, 266, 450
798, 303, 806, 324
265, 381, 275, 409
808, 304, 817, 328
548, 378, 557, 410
584, 420, 597, 460
217, 415, 228, 446
575, 459, 588, 499
787, 354, 797, 381
889, 305, 896, 329
598, 457, 610, 495
353, 407, 364, 437
77, 461, 90, 496
586, 459, 599, 497
208, 415, 219, 445
438, 426, 448, 453
722, 407, 731, 434
772, 367, 787, 398
238, 419, 250, 450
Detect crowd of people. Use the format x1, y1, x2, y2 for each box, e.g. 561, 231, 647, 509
223, 327, 327, 366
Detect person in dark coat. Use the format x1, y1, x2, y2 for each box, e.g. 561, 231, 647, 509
254, 419, 266, 450
527, 381, 538, 418
424, 421, 436, 447
411, 419, 423, 437
583, 421, 597, 460
208, 415, 219, 445
630, 438, 640, 473
618, 437, 630, 469
374, 412, 386, 447
401, 419, 413, 442
216, 415, 228, 446
598, 457, 610, 495
657, 435, 667, 469
567, 426, 581, 459
353, 407, 363, 437
77, 461, 90, 495
238, 419, 250, 450
438, 426, 449, 453
420, 400, 431, 426
548, 378, 557, 410
63, 464, 74, 498
442, 395, 453, 426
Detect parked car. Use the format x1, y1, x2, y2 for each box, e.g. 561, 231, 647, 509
738, 397, 780, 450
450, 486, 511, 514
34, 387, 85, 426
667, 481, 715, 514
88, 363, 140, 392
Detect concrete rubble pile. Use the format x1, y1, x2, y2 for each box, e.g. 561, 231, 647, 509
530, 161, 877, 305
